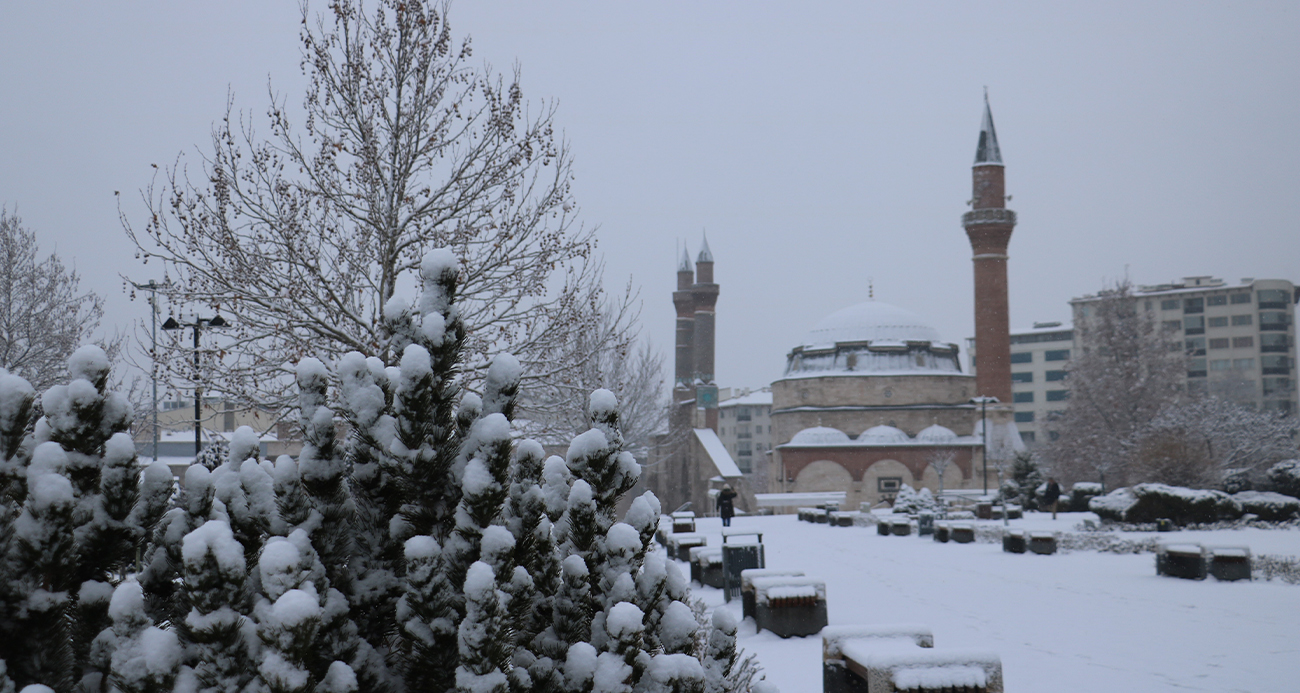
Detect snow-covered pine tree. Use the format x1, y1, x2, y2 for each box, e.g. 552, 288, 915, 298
139, 464, 224, 627
0, 371, 37, 680
640, 655, 704, 693
178, 520, 251, 693
211, 427, 274, 568
446, 411, 514, 593
455, 561, 509, 693
7, 442, 78, 693
700, 611, 737, 693
397, 535, 458, 693
295, 359, 355, 593
102, 580, 182, 693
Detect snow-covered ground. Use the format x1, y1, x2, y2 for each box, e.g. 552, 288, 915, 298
674, 513, 1300, 693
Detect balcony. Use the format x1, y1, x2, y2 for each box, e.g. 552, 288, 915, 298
962, 208, 1017, 226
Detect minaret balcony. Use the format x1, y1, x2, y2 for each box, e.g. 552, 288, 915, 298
962, 208, 1017, 227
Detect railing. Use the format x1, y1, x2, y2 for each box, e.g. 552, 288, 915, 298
962, 208, 1017, 226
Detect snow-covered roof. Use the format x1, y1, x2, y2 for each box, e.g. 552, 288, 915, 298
678, 246, 693, 272
781, 425, 980, 448
1010, 321, 1074, 336
802, 301, 944, 347
697, 233, 714, 263
916, 424, 958, 443
719, 390, 773, 407
789, 426, 852, 446
858, 425, 909, 444
693, 428, 743, 477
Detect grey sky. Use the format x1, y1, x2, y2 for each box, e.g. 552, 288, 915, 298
2, 1, 1298, 394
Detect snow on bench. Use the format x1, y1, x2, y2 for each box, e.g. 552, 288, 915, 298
751, 576, 826, 606
837, 641, 1003, 693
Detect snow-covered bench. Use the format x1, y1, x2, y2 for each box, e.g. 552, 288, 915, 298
950, 522, 975, 544
671, 511, 696, 533
829, 511, 858, 527
1028, 531, 1057, 555
932, 522, 950, 543
752, 576, 827, 638
1157, 543, 1207, 580
1002, 529, 1026, 554
740, 569, 805, 620
837, 641, 1003, 693
889, 518, 912, 537
664, 533, 706, 561
1208, 546, 1251, 582
822, 625, 933, 693
688, 546, 724, 589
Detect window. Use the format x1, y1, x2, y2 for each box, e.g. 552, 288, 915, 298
1163, 320, 1182, 332
1048, 431, 1061, 442
1208, 317, 1228, 328
1234, 358, 1255, 370
1184, 297, 1204, 314
1262, 355, 1290, 375
1046, 390, 1070, 402
1263, 377, 1292, 396
1012, 372, 1033, 383
1161, 299, 1179, 310
1046, 370, 1068, 381
1188, 357, 1207, 378
1145, 300, 1154, 311
1258, 289, 1290, 309
1185, 337, 1206, 356
1261, 333, 1289, 353
1260, 312, 1291, 331
1207, 294, 1228, 306
1232, 314, 1253, 326
1010, 352, 1032, 364
1209, 338, 1230, 349
1013, 392, 1034, 403
1263, 400, 1294, 415
878, 477, 902, 493
1210, 359, 1231, 371
1231, 292, 1252, 305
1020, 431, 1036, 443
1010, 330, 1073, 345
1233, 336, 1255, 348
1014, 411, 1035, 423
1045, 349, 1070, 361
1184, 315, 1205, 334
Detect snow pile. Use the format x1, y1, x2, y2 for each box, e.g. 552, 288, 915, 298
893, 665, 987, 690
822, 625, 934, 658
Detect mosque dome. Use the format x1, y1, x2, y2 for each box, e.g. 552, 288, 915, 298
857, 425, 910, 444
788, 426, 852, 446
916, 424, 959, 443
802, 301, 943, 348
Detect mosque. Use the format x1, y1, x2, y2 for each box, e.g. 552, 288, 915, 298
643, 96, 1022, 513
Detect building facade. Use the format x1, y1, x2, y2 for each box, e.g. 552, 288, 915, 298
1005, 322, 1075, 445
1072, 276, 1298, 415
716, 388, 773, 475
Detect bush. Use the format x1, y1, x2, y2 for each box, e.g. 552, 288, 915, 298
1090, 484, 1243, 525
1233, 491, 1300, 521
1267, 459, 1300, 499
1069, 483, 1103, 512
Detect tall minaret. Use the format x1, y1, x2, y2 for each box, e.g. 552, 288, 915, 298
692, 235, 720, 430
963, 93, 1016, 404
672, 246, 696, 405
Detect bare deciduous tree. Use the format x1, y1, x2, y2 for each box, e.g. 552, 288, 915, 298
0, 208, 115, 392
1132, 397, 1297, 489
122, 0, 638, 427
1048, 279, 1184, 489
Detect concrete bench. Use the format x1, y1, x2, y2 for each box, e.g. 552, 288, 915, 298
1028, 532, 1057, 555
740, 569, 805, 620
753, 576, 827, 638
1208, 546, 1251, 582
822, 625, 934, 693
1002, 529, 1026, 554
664, 533, 706, 561
836, 641, 1003, 693
829, 511, 858, 527
950, 522, 975, 544
1157, 543, 1206, 580
890, 519, 913, 537
671, 511, 696, 534
688, 546, 724, 588
877, 519, 892, 536
933, 522, 950, 543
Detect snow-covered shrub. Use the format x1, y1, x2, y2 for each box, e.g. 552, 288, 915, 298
1068, 482, 1103, 512
1090, 484, 1242, 525
1232, 491, 1300, 522
1267, 459, 1300, 499
891, 485, 936, 515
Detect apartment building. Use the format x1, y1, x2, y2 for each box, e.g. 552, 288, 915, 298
1071, 276, 1297, 416
1004, 322, 1074, 445
716, 388, 772, 474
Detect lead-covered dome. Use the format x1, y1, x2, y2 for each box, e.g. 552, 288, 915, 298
917, 424, 959, 443
802, 301, 943, 348
788, 426, 851, 446
857, 425, 910, 444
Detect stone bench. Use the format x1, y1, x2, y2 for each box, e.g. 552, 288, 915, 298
836, 641, 1003, 693
670, 511, 696, 534
950, 522, 975, 544
740, 569, 805, 620
890, 519, 913, 537
689, 546, 724, 589
1028, 532, 1057, 555
663, 533, 706, 561
933, 522, 950, 543
1157, 543, 1206, 580
822, 625, 934, 693
1002, 530, 1026, 554
829, 511, 858, 527
1208, 546, 1251, 582
753, 576, 827, 638
877, 519, 891, 536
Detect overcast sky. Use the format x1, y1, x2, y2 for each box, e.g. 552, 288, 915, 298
2, 1, 1298, 395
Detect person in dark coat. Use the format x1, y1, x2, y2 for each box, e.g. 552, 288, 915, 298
718, 484, 738, 527
1043, 477, 1062, 520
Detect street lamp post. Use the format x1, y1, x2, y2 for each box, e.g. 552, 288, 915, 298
130, 280, 164, 462
162, 314, 228, 456
970, 395, 999, 495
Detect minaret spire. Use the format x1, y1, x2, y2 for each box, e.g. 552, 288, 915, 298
974, 88, 1003, 165
697, 230, 714, 263
678, 244, 693, 272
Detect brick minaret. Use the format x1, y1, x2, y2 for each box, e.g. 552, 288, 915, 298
672, 246, 696, 405
963, 94, 1016, 404
692, 235, 720, 431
